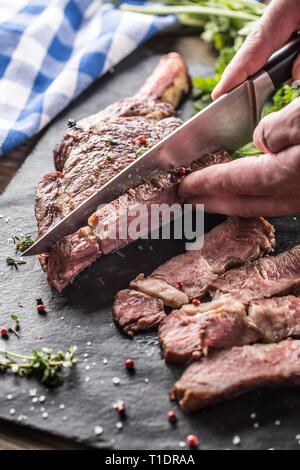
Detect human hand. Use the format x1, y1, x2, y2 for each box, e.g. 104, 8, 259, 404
178, 99, 300, 217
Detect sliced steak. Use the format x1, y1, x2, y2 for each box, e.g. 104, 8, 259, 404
113, 289, 166, 337
89, 151, 230, 255
210, 245, 300, 302
249, 296, 300, 343
129, 217, 275, 306
35, 53, 191, 291
158, 300, 260, 363
171, 340, 300, 413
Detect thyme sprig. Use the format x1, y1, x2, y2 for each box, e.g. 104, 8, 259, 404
9, 315, 20, 338
6, 256, 27, 269
0, 346, 78, 387
12, 234, 34, 253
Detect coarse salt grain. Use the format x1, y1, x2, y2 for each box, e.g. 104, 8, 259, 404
232, 435, 241, 446
250, 412, 256, 419
94, 426, 103, 436
116, 422, 123, 430
103, 358, 108, 364
112, 377, 120, 385
9, 408, 15, 415
179, 441, 186, 448
6, 394, 13, 400
275, 420, 281, 426
42, 412, 48, 419
39, 395, 46, 403
59, 404, 65, 410
253, 422, 260, 429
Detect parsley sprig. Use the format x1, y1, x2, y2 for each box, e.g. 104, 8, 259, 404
0, 346, 78, 387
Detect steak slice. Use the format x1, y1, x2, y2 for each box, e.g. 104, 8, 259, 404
35, 53, 191, 291
129, 217, 275, 306
88, 151, 230, 255
113, 289, 166, 337
158, 300, 260, 363
171, 340, 300, 413
210, 245, 300, 302
249, 296, 300, 343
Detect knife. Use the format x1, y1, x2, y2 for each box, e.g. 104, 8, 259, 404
23, 35, 300, 256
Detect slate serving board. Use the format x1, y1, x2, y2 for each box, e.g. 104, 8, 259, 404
0, 47, 300, 450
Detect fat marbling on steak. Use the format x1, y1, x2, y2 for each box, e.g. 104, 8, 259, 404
35, 53, 192, 291
113, 217, 275, 336
210, 245, 300, 302
159, 295, 300, 363
171, 340, 300, 413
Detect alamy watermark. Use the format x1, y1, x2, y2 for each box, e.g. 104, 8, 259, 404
93, 203, 205, 251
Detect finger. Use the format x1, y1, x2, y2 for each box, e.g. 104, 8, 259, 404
212, 0, 300, 100
186, 194, 290, 218
253, 98, 300, 153
179, 154, 281, 199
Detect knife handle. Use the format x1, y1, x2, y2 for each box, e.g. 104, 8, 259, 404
263, 34, 300, 88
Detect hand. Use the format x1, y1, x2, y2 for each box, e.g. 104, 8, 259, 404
212, 0, 300, 100
179, 99, 300, 217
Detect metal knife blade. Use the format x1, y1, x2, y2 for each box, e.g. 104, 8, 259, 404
23, 76, 272, 256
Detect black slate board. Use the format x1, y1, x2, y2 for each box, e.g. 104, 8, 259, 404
1, 47, 300, 450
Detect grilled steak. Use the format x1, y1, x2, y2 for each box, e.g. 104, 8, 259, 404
171, 340, 300, 413
35, 53, 191, 291
249, 296, 300, 343
88, 151, 229, 255
129, 217, 275, 306
158, 299, 260, 362
210, 245, 300, 302
159, 295, 300, 363
113, 289, 165, 337
113, 217, 275, 336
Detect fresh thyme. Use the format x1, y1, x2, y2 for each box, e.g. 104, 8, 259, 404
9, 315, 20, 338
0, 346, 78, 387
6, 256, 26, 269
12, 234, 34, 253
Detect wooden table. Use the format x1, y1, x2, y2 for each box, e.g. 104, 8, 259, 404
0, 35, 215, 450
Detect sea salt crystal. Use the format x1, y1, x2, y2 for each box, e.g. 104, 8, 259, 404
85, 376, 90, 382
9, 408, 15, 415
29, 388, 37, 397
87, 342, 92, 346
232, 435, 241, 446
85, 365, 90, 371
144, 378, 149, 383
39, 395, 46, 403
94, 426, 103, 436
112, 377, 120, 385
275, 420, 281, 426
178, 441, 186, 448
32, 397, 38, 403
40, 407, 45, 412
62, 416, 68, 421
84, 353, 88, 358
116, 422, 123, 430
6, 394, 13, 400
250, 412, 256, 419
253, 422, 260, 429
296, 434, 300, 440
42, 412, 48, 419
103, 358, 108, 365
59, 404, 65, 410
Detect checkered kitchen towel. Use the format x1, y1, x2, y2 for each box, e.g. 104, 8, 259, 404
0, 0, 176, 156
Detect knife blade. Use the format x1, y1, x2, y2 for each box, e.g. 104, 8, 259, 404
23, 35, 300, 256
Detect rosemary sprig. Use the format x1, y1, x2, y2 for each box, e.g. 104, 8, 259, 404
0, 346, 78, 387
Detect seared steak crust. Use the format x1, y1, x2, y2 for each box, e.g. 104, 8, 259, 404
171, 340, 300, 413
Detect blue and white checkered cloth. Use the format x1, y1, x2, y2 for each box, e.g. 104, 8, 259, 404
0, 0, 176, 156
